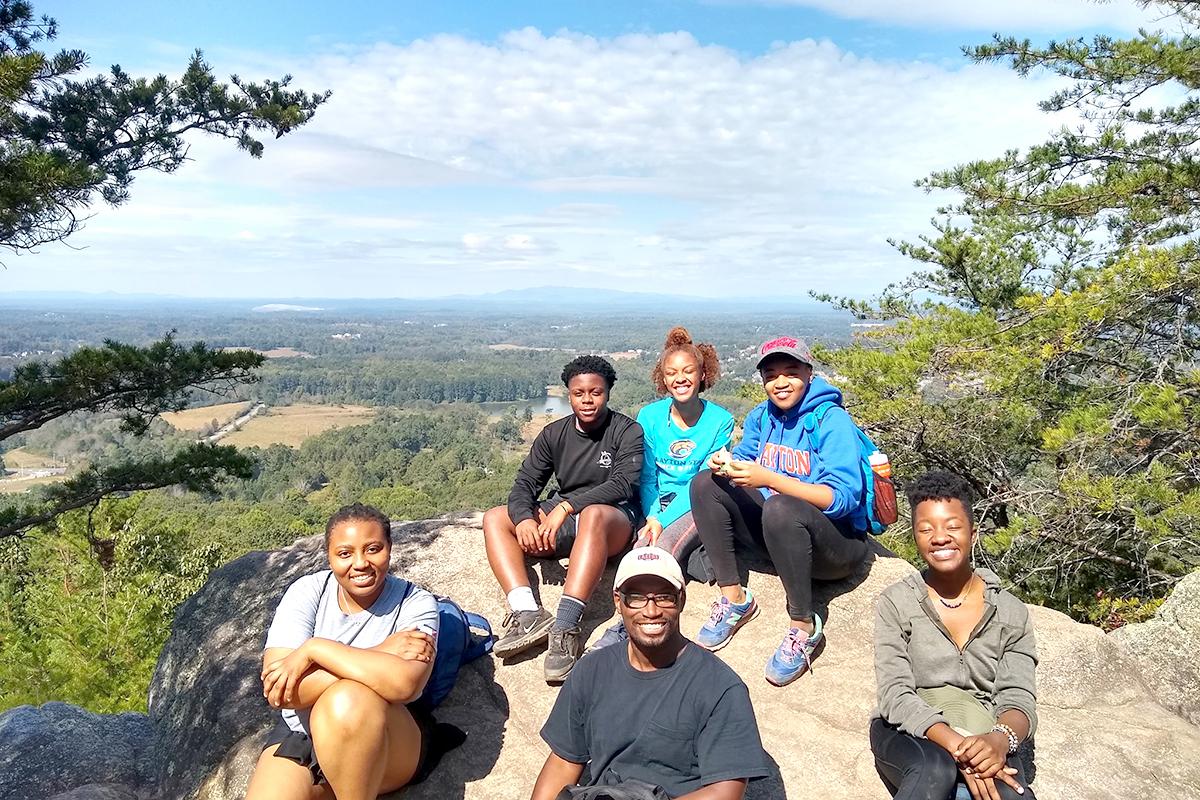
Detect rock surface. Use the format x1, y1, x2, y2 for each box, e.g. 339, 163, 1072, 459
1111, 569, 1200, 726
7, 515, 1200, 800
164, 515, 1200, 800
0, 702, 153, 800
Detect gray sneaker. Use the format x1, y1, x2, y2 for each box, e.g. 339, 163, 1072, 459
494, 608, 554, 658
544, 625, 583, 683
584, 620, 627, 656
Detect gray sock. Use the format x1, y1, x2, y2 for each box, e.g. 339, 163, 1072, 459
553, 595, 586, 632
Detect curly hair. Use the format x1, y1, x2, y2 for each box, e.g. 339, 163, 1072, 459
650, 326, 721, 395
324, 503, 393, 548
561, 354, 618, 389
905, 471, 974, 527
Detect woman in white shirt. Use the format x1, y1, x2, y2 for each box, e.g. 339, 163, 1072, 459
245, 503, 440, 800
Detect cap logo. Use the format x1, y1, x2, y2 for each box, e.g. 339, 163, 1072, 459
761, 336, 798, 353
637, 552, 660, 561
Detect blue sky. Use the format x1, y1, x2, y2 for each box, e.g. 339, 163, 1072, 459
8, 0, 1158, 298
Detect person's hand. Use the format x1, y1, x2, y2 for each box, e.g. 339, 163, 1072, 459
961, 767, 1023, 799
377, 629, 436, 663
515, 518, 545, 555
637, 517, 664, 546
723, 459, 774, 489
708, 448, 732, 474
954, 733, 1012, 779
537, 505, 568, 551
262, 644, 314, 709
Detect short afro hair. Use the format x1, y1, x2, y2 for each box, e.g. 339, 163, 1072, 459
561, 354, 618, 389
651, 326, 721, 395
906, 471, 974, 527
324, 503, 393, 548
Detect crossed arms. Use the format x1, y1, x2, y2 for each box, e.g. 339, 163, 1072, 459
261, 628, 436, 709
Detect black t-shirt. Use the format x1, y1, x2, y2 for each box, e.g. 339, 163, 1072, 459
508, 410, 643, 525
540, 641, 771, 797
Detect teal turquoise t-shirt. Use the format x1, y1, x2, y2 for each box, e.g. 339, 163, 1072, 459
636, 398, 735, 529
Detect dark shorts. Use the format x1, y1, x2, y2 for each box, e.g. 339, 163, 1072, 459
538, 493, 640, 558
264, 705, 433, 786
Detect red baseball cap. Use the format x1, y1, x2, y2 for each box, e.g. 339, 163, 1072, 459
755, 335, 814, 369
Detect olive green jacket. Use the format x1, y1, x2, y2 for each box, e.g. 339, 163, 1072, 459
873, 567, 1038, 738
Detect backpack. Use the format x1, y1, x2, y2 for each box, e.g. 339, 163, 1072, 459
799, 400, 897, 535
413, 595, 494, 711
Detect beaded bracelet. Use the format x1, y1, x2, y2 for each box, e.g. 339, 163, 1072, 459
990, 722, 1019, 754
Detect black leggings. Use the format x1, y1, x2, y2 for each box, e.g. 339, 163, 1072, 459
689, 469, 868, 620
870, 719, 1036, 800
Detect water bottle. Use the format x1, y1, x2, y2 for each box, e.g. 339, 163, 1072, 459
868, 451, 892, 479
869, 451, 898, 525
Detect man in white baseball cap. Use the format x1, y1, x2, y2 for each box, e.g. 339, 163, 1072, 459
532, 546, 769, 799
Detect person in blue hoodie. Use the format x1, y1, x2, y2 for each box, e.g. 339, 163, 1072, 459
691, 335, 869, 687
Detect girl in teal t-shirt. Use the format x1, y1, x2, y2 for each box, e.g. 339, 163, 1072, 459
634, 327, 733, 562
589, 327, 732, 654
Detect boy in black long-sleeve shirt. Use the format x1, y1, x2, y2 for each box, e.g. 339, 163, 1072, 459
484, 355, 643, 683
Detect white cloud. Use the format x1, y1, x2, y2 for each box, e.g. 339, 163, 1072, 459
727, 0, 1156, 32
462, 233, 490, 251
16, 28, 1097, 298
503, 234, 537, 251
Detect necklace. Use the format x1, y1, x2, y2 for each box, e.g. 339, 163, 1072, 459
933, 576, 974, 609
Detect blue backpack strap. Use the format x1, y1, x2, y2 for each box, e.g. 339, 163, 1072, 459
802, 400, 840, 447
464, 610, 494, 656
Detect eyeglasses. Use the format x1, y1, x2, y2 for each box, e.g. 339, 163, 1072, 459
619, 591, 680, 609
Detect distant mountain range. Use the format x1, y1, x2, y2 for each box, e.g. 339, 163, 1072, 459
0, 287, 833, 313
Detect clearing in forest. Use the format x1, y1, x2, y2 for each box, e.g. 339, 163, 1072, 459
221, 404, 376, 448
160, 401, 253, 432
1, 447, 63, 470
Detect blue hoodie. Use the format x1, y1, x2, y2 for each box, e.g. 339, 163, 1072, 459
732, 375, 866, 521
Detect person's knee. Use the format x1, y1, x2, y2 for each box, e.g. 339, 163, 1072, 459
311, 679, 386, 734
689, 469, 719, 504
576, 504, 625, 535
916, 749, 959, 800
760, 494, 809, 541
483, 505, 513, 538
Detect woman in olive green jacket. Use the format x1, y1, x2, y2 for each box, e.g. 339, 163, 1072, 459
871, 471, 1037, 800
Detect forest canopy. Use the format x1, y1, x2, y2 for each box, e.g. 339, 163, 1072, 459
819, 0, 1200, 625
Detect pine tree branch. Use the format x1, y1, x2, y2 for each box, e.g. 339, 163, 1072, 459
0, 443, 254, 538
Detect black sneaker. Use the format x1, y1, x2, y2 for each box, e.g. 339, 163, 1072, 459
493, 608, 554, 658
544, 624, 583, 683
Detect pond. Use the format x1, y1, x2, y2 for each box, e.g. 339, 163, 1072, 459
476, 393, 572, 419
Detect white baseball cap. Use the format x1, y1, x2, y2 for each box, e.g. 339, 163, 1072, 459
613, 546, 685, 592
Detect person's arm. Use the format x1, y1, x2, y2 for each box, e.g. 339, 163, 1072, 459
873, 595, 949, 738
261, 574, 327, 708
262, 646, 337, 709
727, 463, 834, 508
264, 630, 436, 707
726, 407, 862, 511
991, 604, 1038, 738
536, 661, 592, 797
530, 753, 586, 800
694, 683, 771, 792
562, 419, 644, 511
264, 628, 437, 709
803, 406, 863, 518
508, 427, 557, 525
952, 603, 1037, 784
